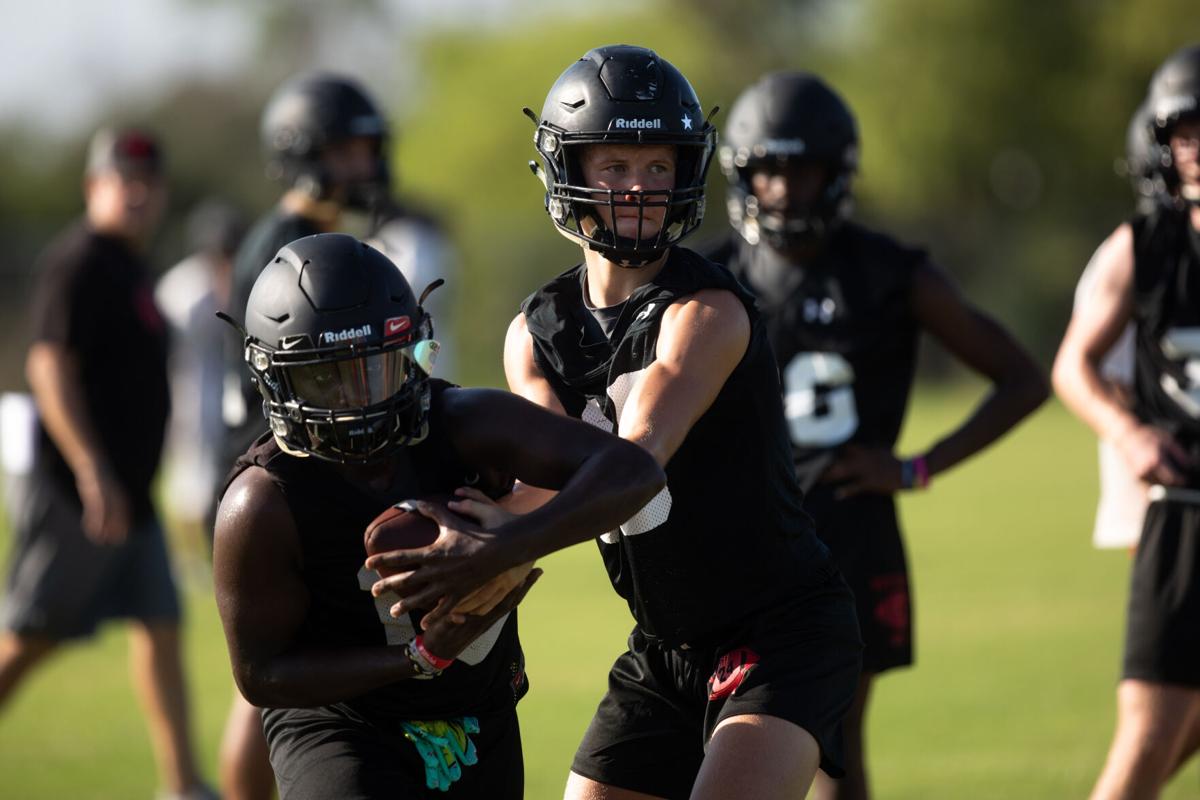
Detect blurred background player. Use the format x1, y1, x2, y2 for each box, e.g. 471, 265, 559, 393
367, 199, 458, 381
0, 128, 215, 800
706, 72, 1047, 800
1053, 43, 1200, 800
156, 199, 247, 552
373, 46, 864, 800
1070, 102, 1164, 553
216, 71, 392, 800
215, 232, 664, 799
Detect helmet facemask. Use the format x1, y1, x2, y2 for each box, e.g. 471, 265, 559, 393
721, 150, 854, 252
534, 123, 715, 267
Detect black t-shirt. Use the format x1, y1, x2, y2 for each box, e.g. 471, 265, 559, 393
707, 223, 925, 492
1132, 206, 1200, 484
28, 222, 170, 523
222, 381, 527, 722
221, 209, 322, 470
522, 248, 831, 649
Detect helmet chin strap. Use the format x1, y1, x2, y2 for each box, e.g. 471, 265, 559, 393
588, 240, 666, 269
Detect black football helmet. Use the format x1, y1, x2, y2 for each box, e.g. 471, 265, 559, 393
1146, 44, 1200, 201
719, 72, 858, 249
233, 233, 439, 463
260, 73, 391, 212
526, 45, 717, 267
1124, 101, 1166, 212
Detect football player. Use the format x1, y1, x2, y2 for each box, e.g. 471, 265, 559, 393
1053, 44, 1200, 799
214, 232, 664, 798
1070, 101, 1164, 553
370, 46, 864, 800
216, 72, 393, 800
705, 72, 1047, 800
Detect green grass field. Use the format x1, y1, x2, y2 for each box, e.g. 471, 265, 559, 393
1, 387, 1198, 798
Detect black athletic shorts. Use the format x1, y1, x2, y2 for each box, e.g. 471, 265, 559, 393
1123, 496, 1200, 687
571, 565, 862, 798
2, 477, 180, 640
262, 703, 523, 799
804, 489, 913, 674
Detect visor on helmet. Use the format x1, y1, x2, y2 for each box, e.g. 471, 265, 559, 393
284, 339, 438, 410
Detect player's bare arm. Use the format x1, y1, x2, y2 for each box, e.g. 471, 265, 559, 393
823, 260, 1048, 497
503, 312, 567, 415
25, 340, 131, 543
366, 386, 666, 621
618, 287, 751, 465
1053, 223, 1192, 484
214, 465, 538, 707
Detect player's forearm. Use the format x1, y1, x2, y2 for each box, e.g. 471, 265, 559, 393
235, 646, 419, 708
1052, 346, 1141, 443
921, 370, 1048, 477
495, 444, 665, 565
25, 342, 109, 477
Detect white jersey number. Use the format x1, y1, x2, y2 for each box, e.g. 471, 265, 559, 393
782, 352, 859, 447
582, 368, 674, 543
1161, 328, 1200, 419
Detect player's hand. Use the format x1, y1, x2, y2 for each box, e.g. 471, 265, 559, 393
419, 568, 542, 662
820, 444, 903, 498
76, 464, 131, 544
444, 488, 533, 620
448, 561, 537, 620
367, 500, 515, 627
447, 486, 518, 529
1114, 423, 1192, 486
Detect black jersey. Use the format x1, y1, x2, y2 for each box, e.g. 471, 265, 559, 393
1131, 207, 1200, 483
222, 381, 527, 722
522, 248, 830, 648
710, 223, 926, 491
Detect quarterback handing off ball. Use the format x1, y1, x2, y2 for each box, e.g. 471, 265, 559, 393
363, 499, 443, 578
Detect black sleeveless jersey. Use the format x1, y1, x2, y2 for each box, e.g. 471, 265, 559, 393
521, 247, 831, 648
1131, 207, 1200, 484
221, 381, 527, 721
708, 223, 925, 491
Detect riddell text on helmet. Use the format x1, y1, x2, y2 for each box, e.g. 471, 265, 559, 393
612, 118, 663, 129
320, 324, 373, 344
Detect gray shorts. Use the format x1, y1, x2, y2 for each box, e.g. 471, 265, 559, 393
2, 477, 181, 640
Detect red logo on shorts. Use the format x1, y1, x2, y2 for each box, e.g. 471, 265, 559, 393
869, 573, 910, 647
707, 646, 760, 701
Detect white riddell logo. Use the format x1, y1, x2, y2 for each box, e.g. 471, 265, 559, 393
635, 303, 656, 322
613, 118, 662, 129
320, 324, 372, 344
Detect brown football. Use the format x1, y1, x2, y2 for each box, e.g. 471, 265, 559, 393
364, 498, 443, 577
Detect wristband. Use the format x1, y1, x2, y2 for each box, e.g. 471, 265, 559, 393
912, 455, 930, 489
405, 638, 446, 679
414, 635, 455, 671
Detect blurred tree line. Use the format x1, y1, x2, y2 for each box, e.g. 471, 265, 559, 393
1, 0, 1197, 390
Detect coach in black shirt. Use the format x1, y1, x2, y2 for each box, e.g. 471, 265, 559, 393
0, 128, 215, 800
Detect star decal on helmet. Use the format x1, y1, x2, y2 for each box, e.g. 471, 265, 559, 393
681, 114, 693, 131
